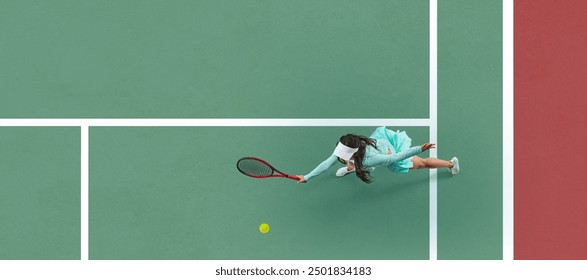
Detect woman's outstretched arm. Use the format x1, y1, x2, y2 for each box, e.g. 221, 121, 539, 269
297, 154, 338, 183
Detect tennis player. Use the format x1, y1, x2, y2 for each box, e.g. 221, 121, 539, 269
296, 127, 459, 183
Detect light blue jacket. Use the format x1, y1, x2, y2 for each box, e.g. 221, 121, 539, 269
304, 138, 422, 181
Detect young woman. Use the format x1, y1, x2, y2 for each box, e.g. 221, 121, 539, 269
296, 126, 459, 183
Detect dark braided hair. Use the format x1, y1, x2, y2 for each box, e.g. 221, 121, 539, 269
339, 134, 378, 183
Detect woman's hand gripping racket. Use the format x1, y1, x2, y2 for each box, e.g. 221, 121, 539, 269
236, 157, 300, 181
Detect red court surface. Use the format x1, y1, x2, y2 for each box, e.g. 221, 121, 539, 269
515, 0, 587, 259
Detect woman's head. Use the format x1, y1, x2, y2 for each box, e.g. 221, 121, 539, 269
336, 134, 377, 183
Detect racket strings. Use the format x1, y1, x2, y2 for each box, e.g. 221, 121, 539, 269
237, 159, 274, 177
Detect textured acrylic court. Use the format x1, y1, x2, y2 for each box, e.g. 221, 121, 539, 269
0, 0, 504, 260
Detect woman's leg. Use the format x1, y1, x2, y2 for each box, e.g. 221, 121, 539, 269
410, 156, 453, 170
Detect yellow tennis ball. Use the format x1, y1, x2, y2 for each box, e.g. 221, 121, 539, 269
259, 223, 270, 234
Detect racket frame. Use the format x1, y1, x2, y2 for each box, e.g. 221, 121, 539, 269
236, 157, 300, 181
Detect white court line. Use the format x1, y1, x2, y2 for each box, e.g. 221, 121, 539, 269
429, 0, 438, 261
0, 118, 431, 127
503, 0, 514, 261
81, 126, 89, 260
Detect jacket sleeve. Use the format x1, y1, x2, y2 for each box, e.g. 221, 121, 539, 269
304, 154, 339, 181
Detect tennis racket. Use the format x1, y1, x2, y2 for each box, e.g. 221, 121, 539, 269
236, 157, 300, 181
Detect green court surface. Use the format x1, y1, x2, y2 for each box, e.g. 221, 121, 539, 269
438, 0, 502, 260
0, 127, 80, 260
0, 0, 503, 261
0, 0, 428, 118
89, 127, 429, 260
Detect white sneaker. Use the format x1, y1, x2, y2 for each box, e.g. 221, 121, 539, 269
450, 157, 460, 176
336, 166, 355, 177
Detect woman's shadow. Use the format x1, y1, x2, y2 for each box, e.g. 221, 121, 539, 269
350, 170, 454, 202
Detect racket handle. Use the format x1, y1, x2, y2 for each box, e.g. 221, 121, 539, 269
286, 175, 301, 181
